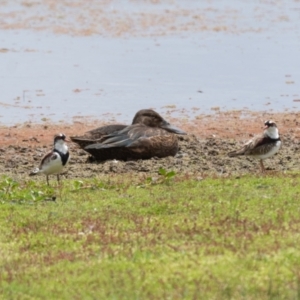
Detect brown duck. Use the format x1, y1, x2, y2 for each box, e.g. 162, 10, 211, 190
71, 109, 186, 161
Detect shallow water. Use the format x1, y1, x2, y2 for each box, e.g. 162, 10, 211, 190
0, 0, 299, 125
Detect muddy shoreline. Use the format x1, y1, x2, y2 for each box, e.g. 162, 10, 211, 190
1, 111, 300, 181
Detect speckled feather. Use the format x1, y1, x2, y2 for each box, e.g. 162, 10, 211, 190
228, 134, 280, 157
228, 120, 281, 164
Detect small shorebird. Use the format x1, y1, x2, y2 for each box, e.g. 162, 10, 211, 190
228, 120, 281, 172
30, 133, 70, 185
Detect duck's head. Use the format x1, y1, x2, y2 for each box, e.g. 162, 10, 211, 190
132, 109, 186, 135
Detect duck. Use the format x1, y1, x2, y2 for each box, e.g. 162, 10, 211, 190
71, 109, 186, 161
29, 133, 70, 185
228, 120, 281, 172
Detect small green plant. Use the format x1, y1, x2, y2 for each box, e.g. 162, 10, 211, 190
72, 180, 84, 191
71, 178, 119, 192
139, 168, 176, 187
158, 167, 176, 182
0, 176, 55, 203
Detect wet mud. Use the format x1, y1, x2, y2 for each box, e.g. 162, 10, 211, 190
1, 111, 299, 182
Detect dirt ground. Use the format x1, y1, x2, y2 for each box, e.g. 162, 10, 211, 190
1, 110, 300, 182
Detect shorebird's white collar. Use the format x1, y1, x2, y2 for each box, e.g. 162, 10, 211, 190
265, 126, 279, 139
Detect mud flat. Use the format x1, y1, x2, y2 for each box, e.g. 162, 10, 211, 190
1, 110, 299, 181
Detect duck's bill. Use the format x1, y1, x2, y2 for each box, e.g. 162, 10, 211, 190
161, 123, 187, 135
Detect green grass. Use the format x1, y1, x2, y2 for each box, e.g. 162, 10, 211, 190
1, 172, 300, 299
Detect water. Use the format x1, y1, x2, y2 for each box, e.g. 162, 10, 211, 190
0, 0, 299, 125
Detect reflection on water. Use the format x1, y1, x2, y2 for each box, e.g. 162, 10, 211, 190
0, 0, 299, 125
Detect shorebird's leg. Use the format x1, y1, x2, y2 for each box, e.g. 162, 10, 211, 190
57, 175, 60, 184
46, 176, 49, 186
260, 160, 265, 173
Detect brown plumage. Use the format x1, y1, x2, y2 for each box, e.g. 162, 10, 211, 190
228, 120, 281, 172
72, 109, 186, 161
70, 109, 184, 148
70, 124, 127, 149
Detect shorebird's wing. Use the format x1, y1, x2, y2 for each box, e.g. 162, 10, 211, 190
246, 136, 279, 156
40, 151, 59, 167
228, 133, 269, 156
29, 151, 59, 175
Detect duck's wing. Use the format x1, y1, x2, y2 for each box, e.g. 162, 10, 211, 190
86, 124, 127, 137
70, 124, 127, 148
71, 124, 127, 141
85, 124, 170, 150
228, 133, 272, 157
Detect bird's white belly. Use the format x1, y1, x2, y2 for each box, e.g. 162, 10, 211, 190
255, 140, 281, 160
40, 158, 64, 175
